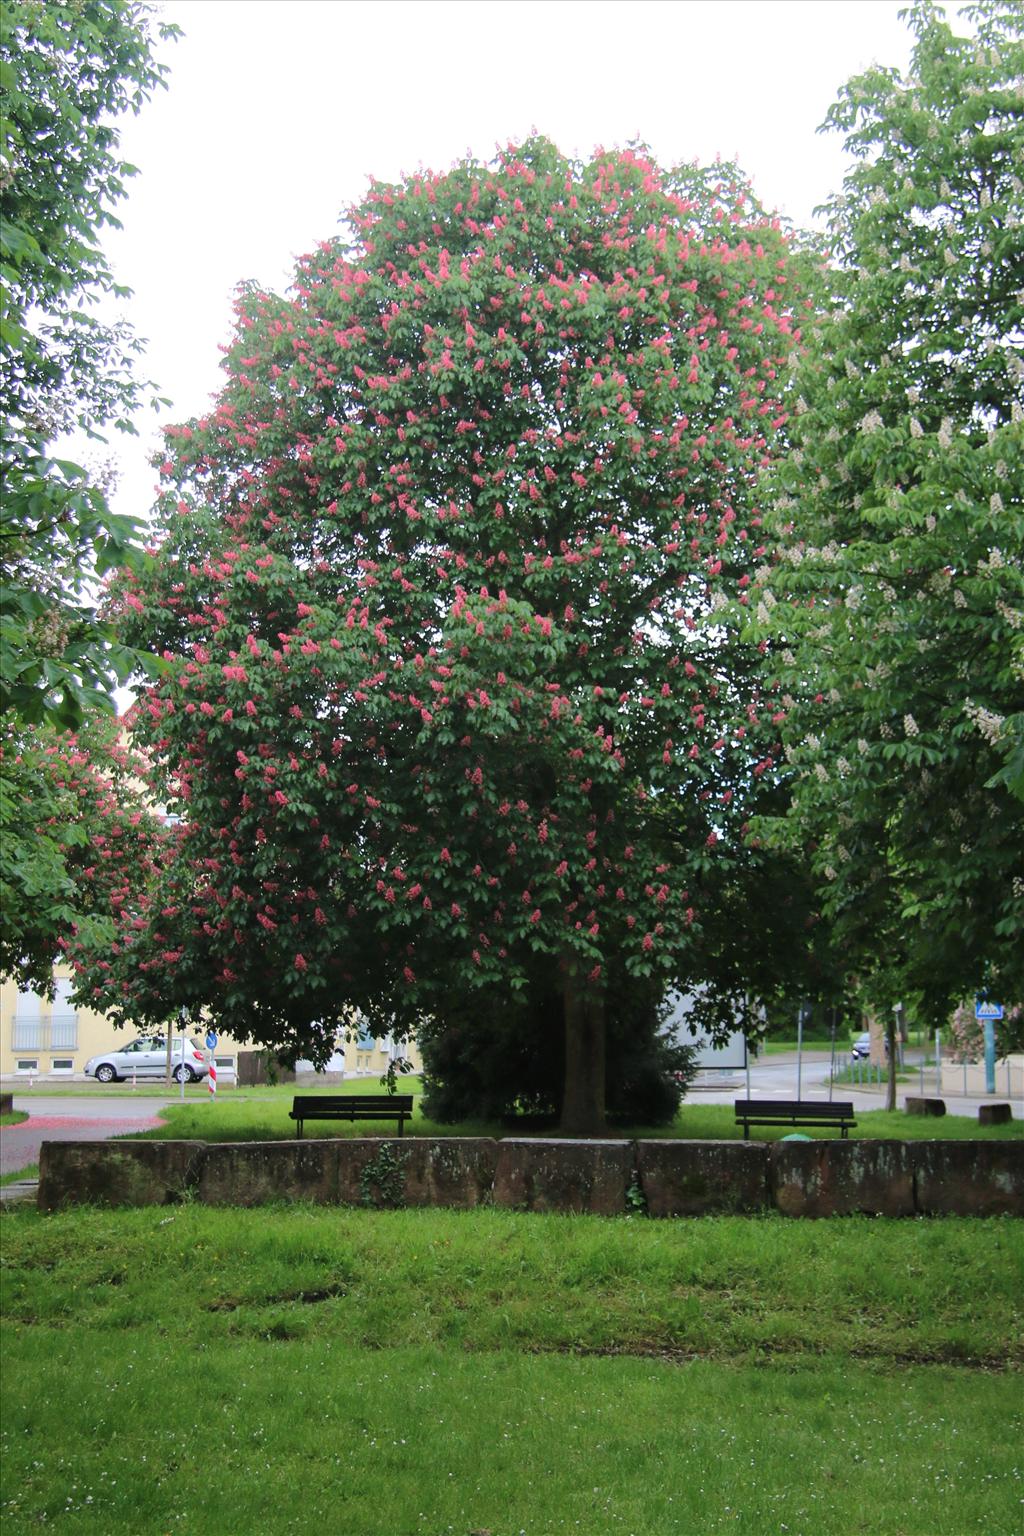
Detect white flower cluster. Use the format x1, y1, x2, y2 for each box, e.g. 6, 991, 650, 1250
909, 418, 924, 438
903, 714, 919, 737
954, 589, 968, 608
996, 601, 1023, 631
965, 701, 1005, 744
990, 494, 1004, 514
937, 418, 953, 449
814, 762, 829, 782
860, 410, 884, 434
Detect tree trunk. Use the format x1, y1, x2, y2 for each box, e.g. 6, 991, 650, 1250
884, 1012, 898, 1113
558, 967, 607, 1136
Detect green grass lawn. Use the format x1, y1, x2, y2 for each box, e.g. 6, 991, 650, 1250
122, 1084, 1022, 1144
1, 1204, 1021, 1535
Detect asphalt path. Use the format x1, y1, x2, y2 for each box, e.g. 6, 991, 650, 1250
1, 1094, 176, 1179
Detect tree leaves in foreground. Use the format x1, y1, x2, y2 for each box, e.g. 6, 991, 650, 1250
0, 0, 177, 729
754, 0, 1024, 1024
70, 141, 809, 1130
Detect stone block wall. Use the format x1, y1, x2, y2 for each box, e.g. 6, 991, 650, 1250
35, 1135, 1024, 1218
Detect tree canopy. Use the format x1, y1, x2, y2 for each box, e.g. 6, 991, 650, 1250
71, 140, 808, 1129
0, 713, 168, 996
754, 0, 1024, 1022
0, 0, 176, 729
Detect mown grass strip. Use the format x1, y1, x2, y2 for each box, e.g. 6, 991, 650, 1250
129, 1091, 1022, 1144
3, 1206, 1022, 1366
1, 1338, 1020, 1535
2, 1206, 1021, 1535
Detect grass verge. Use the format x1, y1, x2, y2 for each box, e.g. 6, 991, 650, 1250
1, 1205, 1021, 1535
126, 1089, 1022, 1143
0, 1164, 37, 1187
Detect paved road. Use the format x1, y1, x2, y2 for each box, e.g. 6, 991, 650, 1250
1, 1094, 176, 1179
690, 1050, 1017, 1118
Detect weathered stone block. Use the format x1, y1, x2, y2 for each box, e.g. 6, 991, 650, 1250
770, 1139, 915, 1217
636, 1139, 768, 1216
334, 1138, 498, 1208
38, 1140, 206, 1211
978, 1103, 1013, 1127
905, 1097, 946, 1117
198, 1140, 341, 1206
492, 1138, 631, 1215
912, 1140, 1024, 1216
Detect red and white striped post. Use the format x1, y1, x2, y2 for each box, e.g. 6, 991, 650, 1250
206, 1030, 218, 1098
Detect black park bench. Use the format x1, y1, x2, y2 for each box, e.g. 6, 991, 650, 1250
289, 1094, 414, 1139
735, 1098, 856, 1140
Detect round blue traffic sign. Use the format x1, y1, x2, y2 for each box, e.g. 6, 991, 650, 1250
206, 1030, 218, 1051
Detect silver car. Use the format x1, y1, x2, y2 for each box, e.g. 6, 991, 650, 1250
85, 1036, 209, 1084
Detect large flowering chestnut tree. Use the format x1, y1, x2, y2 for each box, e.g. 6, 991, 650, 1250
83, 140, 804, 1131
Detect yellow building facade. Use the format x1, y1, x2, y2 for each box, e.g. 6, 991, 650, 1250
0, 966, 421, 1083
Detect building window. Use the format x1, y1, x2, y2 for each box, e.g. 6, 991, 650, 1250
12, 990, 43, 1050
51, 978, 78, 1050
51, 1059, 74, 1073
11, 983, 78, 1051
15, 1059, 38, 1073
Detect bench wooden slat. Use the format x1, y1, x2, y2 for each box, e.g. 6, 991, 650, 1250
734, 1098, 856, 1140
289, 1094, 414, 1138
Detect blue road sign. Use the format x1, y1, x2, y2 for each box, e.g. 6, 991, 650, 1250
975, 1001, 1003, 1021
206, 1030, 219, 1051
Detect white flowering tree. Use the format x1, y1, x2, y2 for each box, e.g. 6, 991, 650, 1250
752, 0, 1024, 1029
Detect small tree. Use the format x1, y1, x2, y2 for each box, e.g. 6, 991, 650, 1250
754, 1, 1024, 1025
85, 140, 807, 1131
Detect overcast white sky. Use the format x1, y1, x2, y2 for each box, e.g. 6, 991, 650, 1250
94, 0, 926, 518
